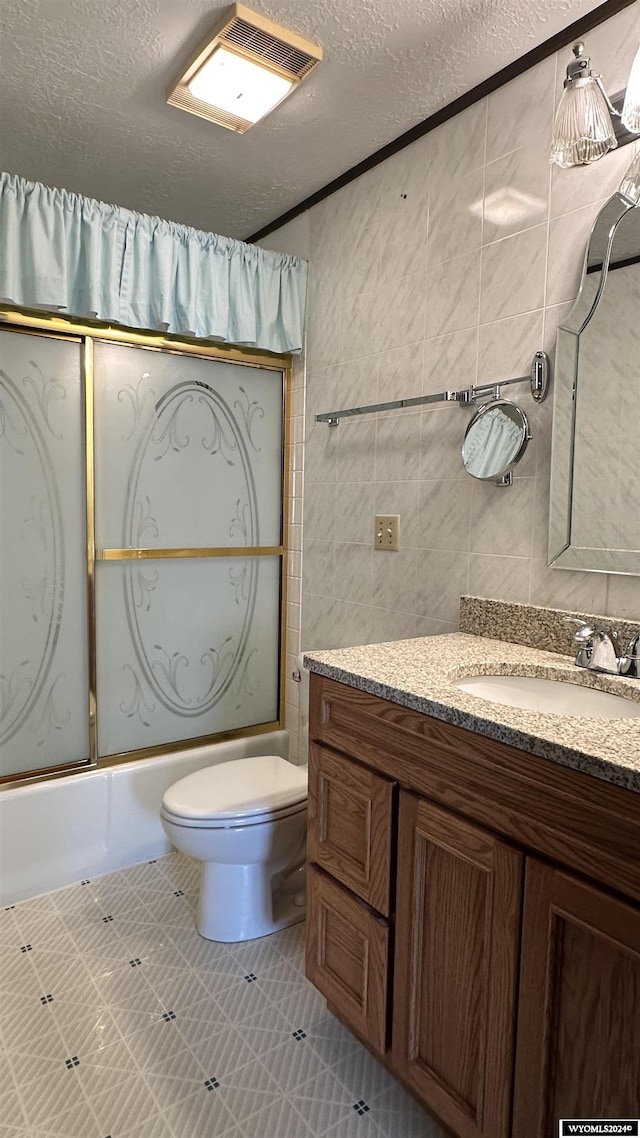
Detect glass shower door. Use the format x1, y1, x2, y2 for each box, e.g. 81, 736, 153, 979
92, 340, 284, 757
0, 328, 90, 778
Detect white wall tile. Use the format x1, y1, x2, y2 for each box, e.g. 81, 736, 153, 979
420, 407, 469, 481
372, 548, 421, 613
377, 341, 424, 404
546, 202, 604, 307
428, 168, 484, 265
469, 477, 535, 559
430, 99, 487, 184
480, 224, 547, 323
477, 309, 545, 386
414, 550, 470, 624
482, 144, 550, 244
333, 542, 373, 606
416, 479, 472, 552
375, 412, 422, 482
335, 481, 376, 545
378, 270, 427, 352
468, 553, 532, 605
486, 55, 556, 164
529, 558, 608, 614
304, 482, 337, 541
337, 419, 377, 483
330, 600, 373, 648
425, 249, 481, 338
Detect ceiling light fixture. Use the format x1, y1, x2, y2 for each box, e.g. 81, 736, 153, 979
550, 41, 640, 168
167, 3, 323, 134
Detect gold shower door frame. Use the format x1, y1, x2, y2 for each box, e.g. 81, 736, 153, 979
0, 308, 292, 784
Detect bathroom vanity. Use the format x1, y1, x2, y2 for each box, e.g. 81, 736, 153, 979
304, 622, 640, 1138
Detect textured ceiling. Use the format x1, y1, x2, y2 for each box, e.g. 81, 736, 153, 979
0, 0, 609, 239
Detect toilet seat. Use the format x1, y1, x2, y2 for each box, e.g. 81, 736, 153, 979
161, 798, 306, 830
160, 754, 307, 829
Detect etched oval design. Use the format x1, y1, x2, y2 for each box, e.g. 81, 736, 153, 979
0, 371, 64, 744
122, 381, 259, 716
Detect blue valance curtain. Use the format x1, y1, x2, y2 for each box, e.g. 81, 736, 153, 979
0, 173, 307, 354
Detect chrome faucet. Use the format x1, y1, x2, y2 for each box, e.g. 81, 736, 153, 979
565, 618, 640, 677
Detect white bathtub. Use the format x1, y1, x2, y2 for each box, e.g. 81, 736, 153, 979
0, 730, 289, 907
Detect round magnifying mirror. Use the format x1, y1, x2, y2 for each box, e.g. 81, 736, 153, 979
461, 399, 530, 482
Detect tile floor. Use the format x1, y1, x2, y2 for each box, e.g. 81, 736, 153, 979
0, 853, 446, 1138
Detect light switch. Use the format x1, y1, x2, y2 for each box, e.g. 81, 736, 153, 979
374, 515, 400, 551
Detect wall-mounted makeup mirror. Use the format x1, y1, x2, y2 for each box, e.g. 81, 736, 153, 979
549, 159, 640, 575
462, 399, 530, 486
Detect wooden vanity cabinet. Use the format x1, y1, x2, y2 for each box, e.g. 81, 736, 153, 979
306, 673, 640, 1138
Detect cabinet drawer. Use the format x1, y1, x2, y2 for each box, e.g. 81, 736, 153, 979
305, 864, 390, 1055
308, 742, 395, 916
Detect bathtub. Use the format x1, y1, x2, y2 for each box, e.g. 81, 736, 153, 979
0, 730, 289, 907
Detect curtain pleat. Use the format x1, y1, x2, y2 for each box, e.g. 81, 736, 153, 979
0, 173, 307, 353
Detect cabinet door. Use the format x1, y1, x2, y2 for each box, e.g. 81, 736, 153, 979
308, 743, 395, 916
305, 864, 390, 1055
392, 792, 522, 1138
513, 860, 640, 1137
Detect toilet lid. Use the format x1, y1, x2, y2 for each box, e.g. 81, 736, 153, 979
162, 755, 307, 822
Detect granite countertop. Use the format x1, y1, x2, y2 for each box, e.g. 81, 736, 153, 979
304, 633, 640, 794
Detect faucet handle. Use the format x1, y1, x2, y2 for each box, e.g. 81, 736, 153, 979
620, 633, 640, 677
563, 617, 595, 668
563, 616, 596, 643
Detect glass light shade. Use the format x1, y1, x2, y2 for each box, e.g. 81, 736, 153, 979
619, 150, 640, 205
550, 77, 617, 168
621, 45, 640, 133
188, 46, 292, 124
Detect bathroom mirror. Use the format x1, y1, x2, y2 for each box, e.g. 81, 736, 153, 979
549, 174, 640, 575
461, 399, 530, 483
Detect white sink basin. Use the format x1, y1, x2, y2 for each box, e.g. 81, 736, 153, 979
452, 674, 640, 718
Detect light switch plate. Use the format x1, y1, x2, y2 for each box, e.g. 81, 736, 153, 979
375, 515, 400, 551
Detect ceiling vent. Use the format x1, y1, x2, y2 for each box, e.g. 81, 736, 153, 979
167, 4, 323, 133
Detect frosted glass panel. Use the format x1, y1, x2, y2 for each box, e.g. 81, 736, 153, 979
95, 557, 281, 756
0, 329, 89, 776
93, 342, 283, 550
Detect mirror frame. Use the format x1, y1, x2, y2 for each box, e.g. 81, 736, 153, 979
548, 187, 640, 575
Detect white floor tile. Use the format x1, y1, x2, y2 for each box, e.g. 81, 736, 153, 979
2, 853, 447, 1138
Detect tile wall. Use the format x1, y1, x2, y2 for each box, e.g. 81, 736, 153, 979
260, 3, 640, 748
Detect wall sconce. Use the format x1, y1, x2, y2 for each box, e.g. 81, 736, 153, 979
550, 42, 640, 168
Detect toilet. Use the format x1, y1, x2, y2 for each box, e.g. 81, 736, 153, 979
160, 658, 310, 943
